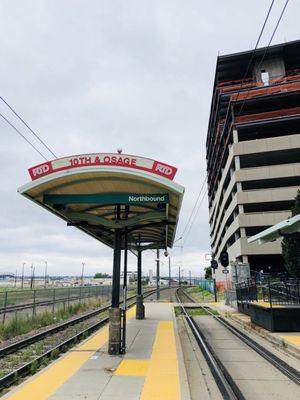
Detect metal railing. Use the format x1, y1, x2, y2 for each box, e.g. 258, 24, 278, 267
236, 278, 300, 308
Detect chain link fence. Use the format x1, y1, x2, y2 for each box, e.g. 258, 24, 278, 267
0, 285, 127, 324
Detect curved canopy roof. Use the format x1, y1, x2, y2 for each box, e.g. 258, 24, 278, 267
18, 153, 184, 253
248, 214, 300, 245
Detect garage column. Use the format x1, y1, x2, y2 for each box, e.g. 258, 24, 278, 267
136, 249, 144, 319
108, 227, 122, 355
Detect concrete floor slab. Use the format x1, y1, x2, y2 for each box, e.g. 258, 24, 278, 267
4, 295, 187, 400
100, 376, 144, 398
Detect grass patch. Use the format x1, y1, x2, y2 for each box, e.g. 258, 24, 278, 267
174, 306, 219, 317
0, 298, 103, 341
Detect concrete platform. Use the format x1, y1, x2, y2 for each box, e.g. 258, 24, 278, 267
4, 303, 190, 400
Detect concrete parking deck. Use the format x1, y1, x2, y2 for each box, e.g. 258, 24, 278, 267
3, 303, 190, 400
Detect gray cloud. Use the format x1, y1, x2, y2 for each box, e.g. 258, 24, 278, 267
0, 0, 299, 275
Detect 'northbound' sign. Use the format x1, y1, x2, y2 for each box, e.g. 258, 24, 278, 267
28, 153, 177, 181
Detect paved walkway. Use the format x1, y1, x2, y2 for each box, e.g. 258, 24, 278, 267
4, 303, 189, 400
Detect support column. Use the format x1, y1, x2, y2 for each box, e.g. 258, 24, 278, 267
156, 249, 160, 300
121, 228, 128, 353
108, 226, 122, 355
136, 249, 145, 319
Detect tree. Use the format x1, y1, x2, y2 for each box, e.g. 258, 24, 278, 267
94, 272, 110, 279
204, 266, 212, 280
281, 189, 300, 278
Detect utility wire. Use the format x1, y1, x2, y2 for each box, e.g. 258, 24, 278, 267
233, 0, 275, 104
237, 0, 290, 116
0, 96, 57, 158
190, 0, 275, 244
179, 175, 207, 239
0, 112, 48, 161
183, 187, 208, 245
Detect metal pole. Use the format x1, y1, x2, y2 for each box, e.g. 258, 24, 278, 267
109, 204, 122, 355
213, 275, 218, 302
179, 266, 181, 287
21, 262, 25, 289
2, 291, 8, 324
168, 256, 171, 288
44, 261, 48, 288
137, 250, 142, 296
30, 264, 33, 289
81, 262, 85, 287
121, 228, 128, 353
189, 270, 191, 286
156, 249, 160, 300
111, 229, 122, 307
14, 269, 17, 288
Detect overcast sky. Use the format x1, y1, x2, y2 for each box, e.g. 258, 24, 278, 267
0, 0, 299, 278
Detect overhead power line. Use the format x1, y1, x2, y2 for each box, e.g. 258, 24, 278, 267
234, 0, 275, 104
0, 96, 57, 159
237, 0, 290, 116
183, 187, 208, 245
182, 1, 277, 245
0, 112, 48, 161
179, 175, 207, 239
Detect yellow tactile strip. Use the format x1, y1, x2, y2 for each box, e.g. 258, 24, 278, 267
114, 359, 150, 376
281, 335, 300, 347
140, 321, 180, 400
5, 306, 136, 400
252, 301, 284, 308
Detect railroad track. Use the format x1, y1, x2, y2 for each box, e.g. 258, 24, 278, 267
0, 294, 107, 314
0, 289, 157, 391
176, 287, 300, 399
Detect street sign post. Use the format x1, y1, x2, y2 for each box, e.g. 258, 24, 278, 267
210, 259, 218, 303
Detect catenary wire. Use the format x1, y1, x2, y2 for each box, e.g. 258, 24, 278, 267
0, 112, 48, 161
233, 0, 275, 104
183, 187, 208, 244
179, 175, 207, 238
0, 96, 57, 158
186, 1, 277, 244
237, 0, 290, 116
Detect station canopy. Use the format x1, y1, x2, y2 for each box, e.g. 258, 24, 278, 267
18, 153, 184, 253
248, 214, 300, 244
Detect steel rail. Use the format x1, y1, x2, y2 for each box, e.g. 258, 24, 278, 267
178, 287, 300, 386
176, 288, 242, 400
0, 289, 156, 359
0, 288, 160, 390
0, 295, 104, 314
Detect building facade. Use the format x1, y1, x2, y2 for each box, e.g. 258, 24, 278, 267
206, 40, 300, 280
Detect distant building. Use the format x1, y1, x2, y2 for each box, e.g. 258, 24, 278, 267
206, 40, 300, 280
149, 269, 154, 284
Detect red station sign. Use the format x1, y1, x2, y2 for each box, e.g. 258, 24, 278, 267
28, 153, 177, 182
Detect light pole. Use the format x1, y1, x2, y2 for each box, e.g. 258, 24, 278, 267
30, 264, 35, 289
168, 256, 171, 287
21, 262, 26, 289
14, 269, 17, 287
81, 262, 85, 286
44, 261, 48, 288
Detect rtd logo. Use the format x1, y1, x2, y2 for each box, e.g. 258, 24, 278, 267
154, 163, 173, 176
31, 163, 50, 177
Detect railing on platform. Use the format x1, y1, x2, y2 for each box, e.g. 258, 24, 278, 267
236, 278, 300, 308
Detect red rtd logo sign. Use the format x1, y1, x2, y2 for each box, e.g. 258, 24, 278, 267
28, 154, 177, 181
152, 161, 176, 180
29, 162, 52, 180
